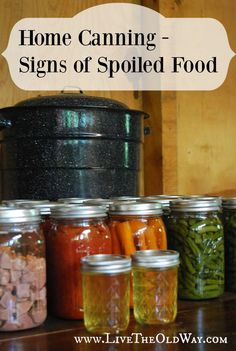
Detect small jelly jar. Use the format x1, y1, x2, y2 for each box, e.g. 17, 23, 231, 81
81, 254, 131, 334
132, 250, 179, 325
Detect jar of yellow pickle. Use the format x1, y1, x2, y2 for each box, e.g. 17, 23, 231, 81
132, 250, 179, 325
81, 254, 131, 334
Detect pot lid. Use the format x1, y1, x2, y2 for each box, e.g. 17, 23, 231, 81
15, 93, 129, 110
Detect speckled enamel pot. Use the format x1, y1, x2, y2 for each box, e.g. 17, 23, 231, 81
0, 94, 148, 200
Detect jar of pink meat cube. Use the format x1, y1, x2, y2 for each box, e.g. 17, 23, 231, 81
0, 208, 47, 331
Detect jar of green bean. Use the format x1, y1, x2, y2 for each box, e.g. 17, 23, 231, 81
168, 198, 224, 300
222, 197, 236, 292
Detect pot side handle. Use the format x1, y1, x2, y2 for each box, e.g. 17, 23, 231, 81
0, 116, 12, 131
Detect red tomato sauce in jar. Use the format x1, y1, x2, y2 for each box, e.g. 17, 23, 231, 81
46, 205, 112, 319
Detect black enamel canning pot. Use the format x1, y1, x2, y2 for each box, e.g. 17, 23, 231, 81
0, 93, 148, 200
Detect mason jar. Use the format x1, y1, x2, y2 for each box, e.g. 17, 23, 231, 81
222, 197, 236, 292
81, 254, 131, 334
141, 195, 181, 233
47, 205, 112, 319
0, 208, 46, 331
20, 202, 63, 239
168, 198, 224, 299
132, 250, 179, 325
108, 201, 167, 255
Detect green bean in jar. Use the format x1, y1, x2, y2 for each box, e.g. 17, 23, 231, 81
167, 198, 224, 300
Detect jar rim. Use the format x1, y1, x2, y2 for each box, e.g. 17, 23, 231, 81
109, 201, 163, 215
81, 254, 131, 274
132, 250, 180, 268
0, 208, 41, 223
21, 202, 63, 215
51, 204, 107, 218
2, 199, 49, 207
170, 198, 221, 212
222, 197, 236, 209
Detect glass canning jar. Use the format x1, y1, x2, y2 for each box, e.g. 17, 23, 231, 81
108, 201, 167, 255
132, 250, 179, 325
20, 202, 63, 239
168, 198, 224, 299
141, 195, 181, 232
222, 197, 236, 292
0, 208, 46, 331
47, 205, 112, 319
81, 254, 131, 334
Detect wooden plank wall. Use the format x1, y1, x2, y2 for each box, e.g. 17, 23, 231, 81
1, 1, 236, 196
158, 0, 236, 196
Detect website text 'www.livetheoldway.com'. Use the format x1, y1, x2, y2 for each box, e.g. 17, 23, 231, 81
74, 332, 228, 345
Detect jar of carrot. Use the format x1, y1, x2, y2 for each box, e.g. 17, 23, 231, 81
46, 205, 112, 319
108, 202, 167, 256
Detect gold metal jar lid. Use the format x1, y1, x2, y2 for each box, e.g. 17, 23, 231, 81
81, 254, 131, 274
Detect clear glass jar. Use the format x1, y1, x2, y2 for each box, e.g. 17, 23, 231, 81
109, 202, 167, 307
0, 208, 46, 331
168, 198, 224, 299
47, 205, 112, 319
132, 250, 179, 325
222, 197, 236, 292
20, 202, 63, 238
81, 254, 131, 334
141, 195, 181, 233
108, 201, 167, 255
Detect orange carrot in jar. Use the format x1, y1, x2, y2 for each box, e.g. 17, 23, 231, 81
109, 223, 121, 254
129, 220, 147, 250
144, 226, 158, 250
116, 221, 136, 256
135, 232, 147, 250
148, 218, 167, 249
129, 220, 146, 233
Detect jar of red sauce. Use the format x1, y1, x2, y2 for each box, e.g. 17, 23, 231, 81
47, 205, 112, 319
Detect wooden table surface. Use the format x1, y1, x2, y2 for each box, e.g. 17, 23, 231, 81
0, 293, 236, 351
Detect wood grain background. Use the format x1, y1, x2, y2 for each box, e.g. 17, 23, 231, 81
0, 0, 236, 196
